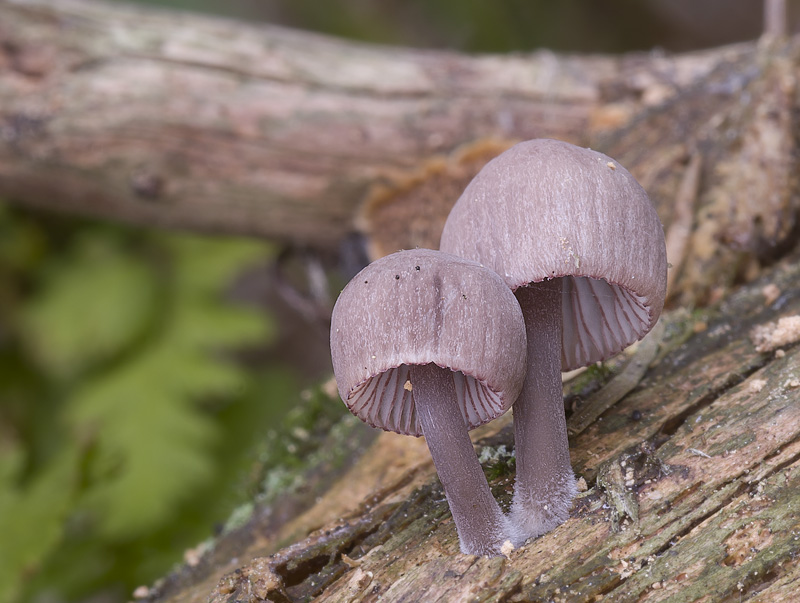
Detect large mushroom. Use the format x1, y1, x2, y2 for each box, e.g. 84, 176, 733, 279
439, 139, 667, 546
330, 248, 527, 556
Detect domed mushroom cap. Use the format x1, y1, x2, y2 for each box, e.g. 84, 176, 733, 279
440, 138, 667, 370
330, 248, 526, 437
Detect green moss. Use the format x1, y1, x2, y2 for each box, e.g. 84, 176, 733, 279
478, 444, 517, 482
221, 502, 255, 535
563, 362, 623, 409
707, 431, 757, 457
250, 382, 359, 508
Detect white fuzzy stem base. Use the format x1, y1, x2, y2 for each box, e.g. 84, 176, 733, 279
509, 280, 577, 546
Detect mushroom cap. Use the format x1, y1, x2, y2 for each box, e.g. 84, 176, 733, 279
439, 138, 667, 370
330, 248, 527, 437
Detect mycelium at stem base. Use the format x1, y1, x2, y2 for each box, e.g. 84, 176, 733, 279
508, 280, 577, 546
411, 363, 510, 557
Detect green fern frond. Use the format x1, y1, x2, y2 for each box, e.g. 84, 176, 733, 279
0, 442, 78, 603
61, 233, 273, 540
70, 365, 217, 538
20, 235, 157, 381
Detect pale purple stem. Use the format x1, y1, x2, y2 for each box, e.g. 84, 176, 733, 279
410, 363, 509, 556
509, 279, 577, 546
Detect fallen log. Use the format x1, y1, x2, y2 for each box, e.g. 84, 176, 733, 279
150, 234, 800, 603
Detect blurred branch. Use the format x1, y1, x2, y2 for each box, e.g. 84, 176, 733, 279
0, 0, 746, 249
765, 0, 787, 37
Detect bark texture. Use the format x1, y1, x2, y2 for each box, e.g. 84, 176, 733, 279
0, 2, 761, 251
4, 1, 799, 305
153, 242, 800, 603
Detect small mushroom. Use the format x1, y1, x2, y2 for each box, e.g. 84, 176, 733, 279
440, 139, 667, 546
330, 248, 527, 556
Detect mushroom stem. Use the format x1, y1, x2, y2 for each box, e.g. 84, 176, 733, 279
410, 363, 509, 556
509, 279, 577, 546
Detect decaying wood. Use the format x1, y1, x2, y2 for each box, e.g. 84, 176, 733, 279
567, 320, 665, 437
358, 32, 800, 309
0, 1, 762, 249
148, 241, 800, 603
601, 37, 800, 306
3, 1, 800, 305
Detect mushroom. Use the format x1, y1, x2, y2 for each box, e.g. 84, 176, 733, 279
439, 139, 667, 546
330, 248, 527, 556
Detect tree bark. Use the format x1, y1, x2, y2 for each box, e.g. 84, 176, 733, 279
0, 0, 748, 251
4, 1, 799, 306
152, 239, 800, 603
